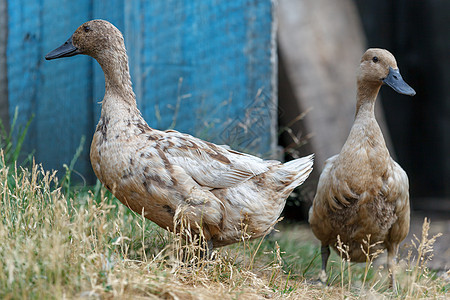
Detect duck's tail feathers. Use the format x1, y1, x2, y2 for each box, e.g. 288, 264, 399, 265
280, 154, 314, 192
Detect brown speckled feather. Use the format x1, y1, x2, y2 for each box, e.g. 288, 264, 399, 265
48, 20, 314, 248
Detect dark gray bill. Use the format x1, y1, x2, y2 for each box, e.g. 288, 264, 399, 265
383, 67, 416, 96
45, 36, 80, 60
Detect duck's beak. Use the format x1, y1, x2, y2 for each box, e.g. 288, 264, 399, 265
45, 36, 80, 60
383, 67, 416, 96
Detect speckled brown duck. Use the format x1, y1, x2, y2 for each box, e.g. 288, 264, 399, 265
45, 19, 314, 252
308, 48, 415, 289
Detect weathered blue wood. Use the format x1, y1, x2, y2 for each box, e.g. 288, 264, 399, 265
0, 0, 8, 131
134, 1, 277, 156
7, 0, 93, 177
7, 0, 276, 180
7, 0, 41, 156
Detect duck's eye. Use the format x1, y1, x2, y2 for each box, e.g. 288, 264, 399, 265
83, 25, 90, 32
372, 56, 379, 63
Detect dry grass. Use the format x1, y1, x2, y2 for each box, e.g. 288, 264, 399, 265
0, 156, 448, 299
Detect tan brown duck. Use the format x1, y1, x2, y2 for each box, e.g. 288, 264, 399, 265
309, 48, 415, 289
45, 19, 314, 252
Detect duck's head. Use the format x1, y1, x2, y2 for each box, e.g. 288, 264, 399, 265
358, 48, 416, 96
45, 20, 124, 61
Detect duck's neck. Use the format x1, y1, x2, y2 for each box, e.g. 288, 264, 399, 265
355, 79, 381, 119
343, 79, 390, 161
337, 80, 390, 178
95, 48, 137, 108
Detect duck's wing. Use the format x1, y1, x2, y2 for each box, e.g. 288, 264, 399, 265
386, 159, 409, 204
386, 159, 410, 244
312, 154, 359, 209
157, 130, 279, 189
309, 155, 338, 214
308, 155, 339, 241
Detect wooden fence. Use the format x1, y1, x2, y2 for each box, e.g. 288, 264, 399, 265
4, 0, 277, 181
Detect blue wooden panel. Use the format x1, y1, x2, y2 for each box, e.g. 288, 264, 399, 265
7, 0, 93, 178
6, 0, 41, 157
135, 1, 276, 155
7, 0, 276, 179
